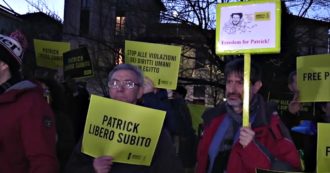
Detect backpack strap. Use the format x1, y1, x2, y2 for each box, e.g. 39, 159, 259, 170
255, 102, 298, 171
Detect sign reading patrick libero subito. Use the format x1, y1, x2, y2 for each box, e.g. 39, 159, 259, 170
125, 40, 181, 90
33, 39, 71, 69
82, 95, 166, 166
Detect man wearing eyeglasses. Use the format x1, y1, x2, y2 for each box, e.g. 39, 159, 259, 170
65, 63, 184, 173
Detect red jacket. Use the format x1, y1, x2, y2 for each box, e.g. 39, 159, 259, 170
196, 101, 301, 173
0, 80, 59, 173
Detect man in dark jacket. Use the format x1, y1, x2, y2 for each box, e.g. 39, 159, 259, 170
196, 59, 301, 173
0, 31, 59, 173
65, 64, 183, 173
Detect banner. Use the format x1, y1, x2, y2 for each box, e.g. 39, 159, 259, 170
317, 123, 330, 173
125, 40, 181, 89
297, 54, 330, 102
82, 95, 166, 166
63, 47, 93, 79
216, 0, 281, 55
33, 39, 70, 69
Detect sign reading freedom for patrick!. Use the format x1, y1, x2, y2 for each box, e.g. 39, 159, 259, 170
216, 0, 281, 55
82, 95, 166, 166
125, 40, 181, 89
33, 39, 71, 69
297, 54, 330, 102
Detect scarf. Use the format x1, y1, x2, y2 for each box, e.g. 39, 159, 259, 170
0, 75, 21, 94
207, 95, 261, 173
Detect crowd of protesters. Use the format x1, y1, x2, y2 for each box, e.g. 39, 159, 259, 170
1, 30, 326, 173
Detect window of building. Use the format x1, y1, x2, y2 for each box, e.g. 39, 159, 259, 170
115, 15, 126, 37
195, 48, 206, 68
193, 86, 205, 98
308, 46, 315, 54
80, 0, 90, 35
115, 48, 124, 64
81, 0, 91, 9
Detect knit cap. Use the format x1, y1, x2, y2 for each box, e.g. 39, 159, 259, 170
0, 30, 27, 71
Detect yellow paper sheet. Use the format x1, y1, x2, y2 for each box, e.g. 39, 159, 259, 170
33, 39, 71, 69
82, 95, 166, 166
317, 123, 330, 173
125, 40, 181, 89
297, 54, 330, 102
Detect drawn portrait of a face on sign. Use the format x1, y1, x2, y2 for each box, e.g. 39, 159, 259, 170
222, 12, 258, 35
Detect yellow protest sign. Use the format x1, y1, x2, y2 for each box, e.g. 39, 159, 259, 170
317, 123, 330, 173
297, 54, 330, 102
34, 39, 71, 69
82, 95, 166, 166
216, 0, 281, 55
125, 40, 181, 89
187, 104, 206, 134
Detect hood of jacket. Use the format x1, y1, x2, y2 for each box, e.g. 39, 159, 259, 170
0, 80, 41, 103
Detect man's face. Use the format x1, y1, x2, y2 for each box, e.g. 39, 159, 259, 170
225, 72, 261, 113
0, 60, 10, 85
321, 103, 330, 122
108, 69, 143, 104
322, 103, 330, 116
226, 72, 244, 108
232, 14, 241, 25
288, 75, 298, 93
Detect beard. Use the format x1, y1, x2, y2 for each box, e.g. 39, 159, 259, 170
226, 92, 243, 107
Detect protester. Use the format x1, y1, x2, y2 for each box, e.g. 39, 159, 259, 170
0, 31, 59, 172
286, 71, 316, 172
36, 77, 76, 172
65, 63, 183, 173
196, 59, 301, 173
318, 102, 330, 123
63, 78, 90, 143
142, 84, 178, 133
170, 86, 197, 172
141, 81, 184, 138
287, 71, 300, 115
143, 84, 197, 172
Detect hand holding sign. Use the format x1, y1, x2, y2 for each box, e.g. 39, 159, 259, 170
143, 77, 155, 94
288, 92, 302, 114
239, 126, 255, 148
93, 156, 113, 173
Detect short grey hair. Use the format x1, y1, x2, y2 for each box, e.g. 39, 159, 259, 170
107, 64, 144, 86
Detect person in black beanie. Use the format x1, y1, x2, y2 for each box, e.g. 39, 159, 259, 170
0, 31, 59, 173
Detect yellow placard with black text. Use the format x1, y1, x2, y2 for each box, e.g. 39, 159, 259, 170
33, 39, 71, 69
125, 40, 181, 89
82, 95, 166, 166
297, 54, 330, 102
317, 123, 330, 173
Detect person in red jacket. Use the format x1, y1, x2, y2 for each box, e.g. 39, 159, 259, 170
0, 31, 59, 173
196, 59, 301, 173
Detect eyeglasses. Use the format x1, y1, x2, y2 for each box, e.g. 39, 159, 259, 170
108, 80, 140, 89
